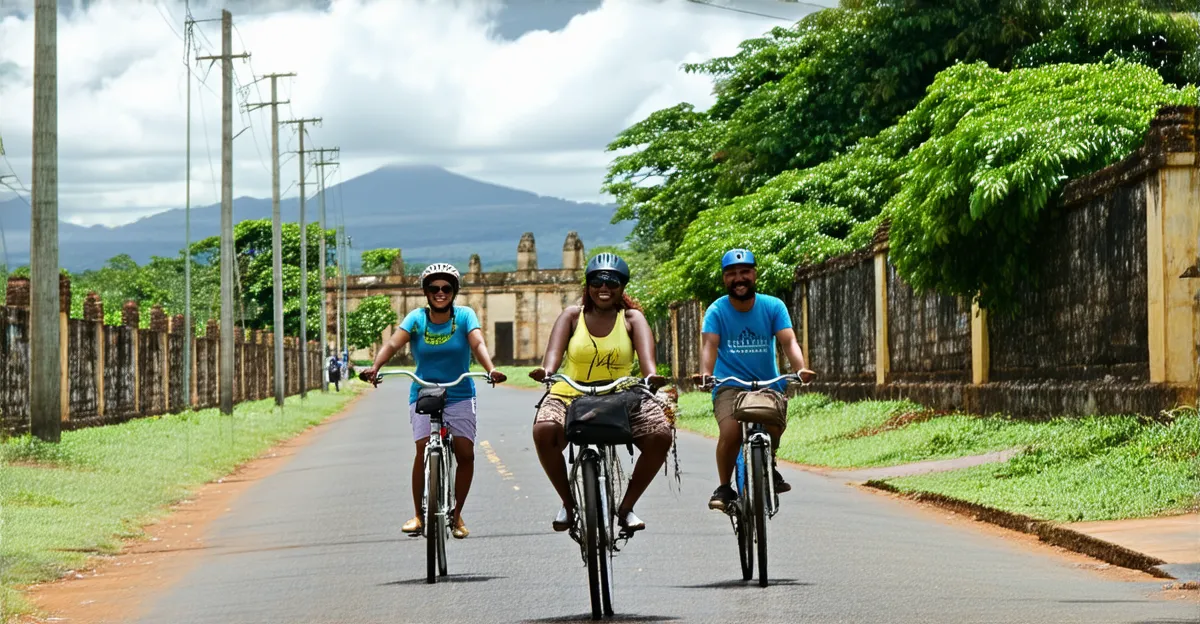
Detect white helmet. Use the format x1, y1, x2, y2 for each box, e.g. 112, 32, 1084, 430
420, 262, 461, 291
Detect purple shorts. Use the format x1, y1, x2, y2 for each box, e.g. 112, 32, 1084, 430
410, 397, 477, 442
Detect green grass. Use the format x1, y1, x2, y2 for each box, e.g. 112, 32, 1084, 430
0, 387, 362, 619
676, 391, 1052, 468
885, 412, 1200, 522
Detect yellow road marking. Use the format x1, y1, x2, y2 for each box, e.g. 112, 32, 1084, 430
479, 441, 514, 481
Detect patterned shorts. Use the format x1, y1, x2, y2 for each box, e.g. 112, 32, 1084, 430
534, 394, 672, 440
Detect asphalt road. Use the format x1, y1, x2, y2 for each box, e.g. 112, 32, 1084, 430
137, 383, 1199, 624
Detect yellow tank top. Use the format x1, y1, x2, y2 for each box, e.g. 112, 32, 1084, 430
551, 309, 635, 398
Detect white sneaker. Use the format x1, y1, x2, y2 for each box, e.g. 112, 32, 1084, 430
618, 509, 645, 533
552, 506, 575, 532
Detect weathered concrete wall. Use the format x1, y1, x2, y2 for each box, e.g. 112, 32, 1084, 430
798, 252, 876, 383
989, 176, 1150, 382
657, 106, 1198, 418
886, 262, 971, 382
337, 232, 588, 365
1, 282, 324, 434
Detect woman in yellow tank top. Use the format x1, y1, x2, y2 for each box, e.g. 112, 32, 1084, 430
529, 253, 672, 534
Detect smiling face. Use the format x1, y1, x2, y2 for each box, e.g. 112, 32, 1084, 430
424, 279, 455, 311
722, 265, 757, 301
587, 274, 624, 311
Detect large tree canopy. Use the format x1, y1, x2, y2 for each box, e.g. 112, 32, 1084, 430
603, 0, 1200, 314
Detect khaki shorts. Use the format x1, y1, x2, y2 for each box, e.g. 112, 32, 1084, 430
534, 394, 672, 440
714, 386, 788, 430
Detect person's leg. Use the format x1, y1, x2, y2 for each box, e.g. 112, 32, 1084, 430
405, 403, 433, 532
532, 397, 574, 530
709, 388, 743, 510
618, 399, 672, 525
444, 399, 478, 535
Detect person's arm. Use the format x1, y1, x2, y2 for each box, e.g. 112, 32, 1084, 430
691, 303, 721, 387
467, 329, 506, 383
365, 327, 410, 381
625, 309, 659, 378
529, 306, 578, 382
773, 300, 815, 382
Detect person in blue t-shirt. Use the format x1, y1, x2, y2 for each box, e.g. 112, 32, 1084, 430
691, 249, 816, 512
362, 263, 506, 540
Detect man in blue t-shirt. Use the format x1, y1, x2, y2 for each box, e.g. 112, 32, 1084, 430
362, 263, 506, 540
692, 249, 816, 512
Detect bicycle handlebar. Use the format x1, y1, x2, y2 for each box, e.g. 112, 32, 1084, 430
705, 373, 806, 390
361, 369, 494, 388
544, 373, 647, 395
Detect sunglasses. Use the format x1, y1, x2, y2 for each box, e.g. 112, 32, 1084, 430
425, 285, 454, 295
588, 277, 622, 289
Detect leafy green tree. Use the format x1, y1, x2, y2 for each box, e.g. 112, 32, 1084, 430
361, 248, 401, 275
192, 219, 337, 335
605, 0, 1200, 271
347, 295, 396, 354
605, 0, 1200, 311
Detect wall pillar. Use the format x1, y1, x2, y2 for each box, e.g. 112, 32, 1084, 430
800, 282, 810, 365
84, 292, 105, 420
58, 274, 70, 422
150, 305, 169, 413
123, 302, 140, 414
873, 252, 890, 386
971, 299, 990, 385
670, 305, 680, 381
1146, 150, 1199, 392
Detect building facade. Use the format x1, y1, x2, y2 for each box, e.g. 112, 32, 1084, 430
329, 231, 588, 364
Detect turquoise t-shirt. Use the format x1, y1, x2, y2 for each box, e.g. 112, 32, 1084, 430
702, 294, 793, 395
399, 306, 482, 404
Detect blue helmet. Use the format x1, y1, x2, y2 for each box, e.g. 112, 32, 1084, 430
721, 248, 756, 271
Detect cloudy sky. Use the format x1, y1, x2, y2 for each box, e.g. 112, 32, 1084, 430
0, 0, 826, 227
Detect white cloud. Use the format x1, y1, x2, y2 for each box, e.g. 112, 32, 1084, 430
0, 0, 819, 226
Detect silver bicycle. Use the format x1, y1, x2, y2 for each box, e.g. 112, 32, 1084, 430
364, 369, 495, 584
543, 373, 655, 620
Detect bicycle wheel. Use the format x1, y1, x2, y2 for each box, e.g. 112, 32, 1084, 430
581, 457, 603, 620
735, 448, 753, 581
599, 456, 615, 617
438, 449, 452, 577
426, 447, 441, 585
751, 443, 770, 587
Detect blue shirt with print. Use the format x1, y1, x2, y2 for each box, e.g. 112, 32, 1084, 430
399, 306, 481, 404
702, 294, 793, 395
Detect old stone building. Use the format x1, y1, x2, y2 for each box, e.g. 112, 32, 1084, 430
329, 231, 588, 364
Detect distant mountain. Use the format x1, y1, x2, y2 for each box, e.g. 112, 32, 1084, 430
0, 165, 633, 272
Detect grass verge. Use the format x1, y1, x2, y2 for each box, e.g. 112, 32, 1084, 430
883, 410, 1200, 522
0, 387, 362, 620
674, 390, 1200, 522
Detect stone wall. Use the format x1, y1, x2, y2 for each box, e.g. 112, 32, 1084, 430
0, 278, 323, 434
656, 106, 1199, 418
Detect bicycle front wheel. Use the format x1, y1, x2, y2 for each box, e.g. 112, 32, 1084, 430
426, 448, 442, 585
751, 444, 770, 587
438, 449, 452, 577
581, 457, 603, 620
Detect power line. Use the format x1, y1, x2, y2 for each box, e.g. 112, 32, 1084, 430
684, 0, 799, 21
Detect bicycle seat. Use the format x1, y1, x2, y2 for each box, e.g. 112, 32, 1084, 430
415, 386, 448, 415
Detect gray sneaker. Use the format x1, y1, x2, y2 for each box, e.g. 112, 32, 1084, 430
618, 509, 645, 533
709, 484, 737, 511
552, 506, 575, 532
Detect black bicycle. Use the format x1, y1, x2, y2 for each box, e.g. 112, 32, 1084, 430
543, 373, 658, 620
703, 373, 806, 587
362, 369, 495, 584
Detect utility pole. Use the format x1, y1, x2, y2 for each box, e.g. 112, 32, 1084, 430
30, 0, 60, 442
182, 16, 192, 411
198, 10, 249, 416
281, 117, 321, 398
246, 72, 294, 407
312, 147, 339, 389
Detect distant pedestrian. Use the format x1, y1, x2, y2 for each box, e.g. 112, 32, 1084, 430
327, 356, 342, 391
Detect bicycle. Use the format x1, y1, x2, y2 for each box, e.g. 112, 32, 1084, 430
542, 373, 659, 621
699, 373, 806, 587
361, 369, 496, 584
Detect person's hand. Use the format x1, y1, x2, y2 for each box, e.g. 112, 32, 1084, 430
359, 367, 380, 386
488, 369, 507, 384
528, 367, 547, 383
691, 373, 713, 390
645, 374, 667, 390
798, 368, 817, 384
